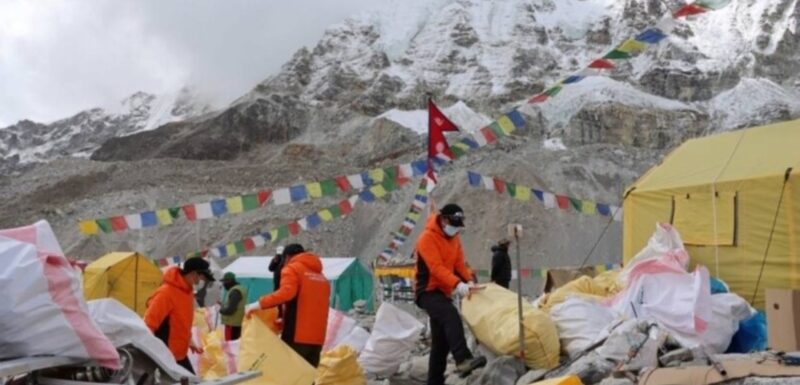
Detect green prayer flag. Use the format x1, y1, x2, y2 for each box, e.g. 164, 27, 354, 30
381, 177, 397, 192
320, 179, 338, 196
329, 205, 342, 218
242, 194, 259, 211
383, 167, 397, 183
490, 121, 505, 137
235, 241, 246, 254
506, 182, 517, 197
96, 218, 112, 233
168, 207, 181, 219
604, 49, 631, 59
568, 197, 583, 212
696, 0, 731, 9
276, 225, 289, 241
451, 145, 466, 159
544, 86, 562, 96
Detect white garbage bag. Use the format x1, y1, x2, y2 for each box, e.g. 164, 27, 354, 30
619, 223, 689, 285
337, 326, 370, 353
0, 221, 120, 368
88, 298, 196, 380
323, 309, 358, 352
358, 302, 423, 376
550, 296, 619, 358
671, 293, 752, 353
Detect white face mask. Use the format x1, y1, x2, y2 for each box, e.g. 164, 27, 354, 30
444, 225, 462, 237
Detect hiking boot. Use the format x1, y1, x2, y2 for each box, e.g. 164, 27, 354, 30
456, 356, 487, 378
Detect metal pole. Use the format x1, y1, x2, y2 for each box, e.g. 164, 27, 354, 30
515, 229, 525, 363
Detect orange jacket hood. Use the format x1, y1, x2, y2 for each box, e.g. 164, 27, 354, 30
415, 214, 473, 297
288, 252, 323, 274
162, 266, 192, 294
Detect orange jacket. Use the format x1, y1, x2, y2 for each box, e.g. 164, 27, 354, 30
415, 214, 474, 298
143, 267, 194, 360
258, 252, 330, 346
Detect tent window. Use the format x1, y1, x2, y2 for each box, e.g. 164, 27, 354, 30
672, 191, 737, 246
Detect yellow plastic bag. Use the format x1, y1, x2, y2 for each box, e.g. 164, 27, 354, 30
316, 345, 365, 385
462, 284, 560, 369
198, 330, 228, 380
540, 270, 622, 312
529, 375, 584, 385
237, 311, 316, 385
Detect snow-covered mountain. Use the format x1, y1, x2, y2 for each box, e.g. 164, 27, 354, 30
90, 0, 799, 162
0, 87, 212, 172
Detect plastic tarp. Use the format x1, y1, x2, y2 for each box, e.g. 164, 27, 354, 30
88, 299, 195, 380
338, 326, 370, 354
237, 310, 316, 385
462, 283, 560, 369
0, 220, 120, 368
198, 330, 228, 379
358, 302, 424, 376
316, 345, 366, 385
550, 296, 619, 358
670, 293, 751, 353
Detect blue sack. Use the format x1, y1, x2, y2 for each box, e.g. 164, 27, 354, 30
727, 311, 767, 353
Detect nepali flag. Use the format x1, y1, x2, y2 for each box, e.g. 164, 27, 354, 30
427, 98, 459, 189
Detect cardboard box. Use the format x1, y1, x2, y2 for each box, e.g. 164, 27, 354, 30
765, 289, 800, 352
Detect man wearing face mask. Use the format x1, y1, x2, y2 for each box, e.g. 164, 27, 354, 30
415, 203, 486, 384
219, 272, 247, 341
144, 257, 213, 374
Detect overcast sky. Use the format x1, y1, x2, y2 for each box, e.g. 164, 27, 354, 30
0, 0, 390, 127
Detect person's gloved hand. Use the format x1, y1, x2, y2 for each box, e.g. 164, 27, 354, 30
455, 282, 471, 297
245, 302, 261, 318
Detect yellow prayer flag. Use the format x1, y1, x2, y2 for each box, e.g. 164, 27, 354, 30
226, 196, 244, 214
617, 38, 647, 54
408, 212, 421, 221
582, 200, 596, 215
226, 244, 237, 257
368, 169, 385, 183
306, 182, 323, 198
370, 184, 388, 198
269, 229, 279, 241
156, 209, 173, 225
78, 220, 99, 235
515, 186, 531, 201
319, 210, 334, 222
497, 116, 515, 134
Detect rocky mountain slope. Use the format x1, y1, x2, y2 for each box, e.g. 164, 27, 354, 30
1, 0, 799, 292
0, 88, 212, 174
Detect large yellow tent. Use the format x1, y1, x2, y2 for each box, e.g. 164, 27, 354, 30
623, 119, 800, 308
84, 252, 163, 316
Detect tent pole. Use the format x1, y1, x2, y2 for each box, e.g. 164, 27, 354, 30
514, 227, 525, 364
134, 254, 139, 314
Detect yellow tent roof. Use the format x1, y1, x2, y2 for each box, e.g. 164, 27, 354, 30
86, 252, 139, 270
630, 119, 800, 193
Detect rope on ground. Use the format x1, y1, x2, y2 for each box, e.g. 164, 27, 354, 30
750, 167, 793, 305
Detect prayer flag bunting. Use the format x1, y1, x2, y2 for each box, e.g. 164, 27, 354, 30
636, 28, 667, 44
79, 220, 99, 235
226, 197, 243, 214
211, 199, 227, 217
588, 58, 616, 69
674, 3, 707, 18
604, 49, 632, 60
196, 203, 214, 219
617, 39, 647, 54
289, 185, 308, 202
157, 209, 173, 225
124, 214, 142, 230
110, 216, 128, 232
141, 211, 158, 227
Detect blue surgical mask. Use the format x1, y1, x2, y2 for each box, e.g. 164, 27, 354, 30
444, 225, 462, 237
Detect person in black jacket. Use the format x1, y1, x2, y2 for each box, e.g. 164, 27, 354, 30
490, 239, 512, 289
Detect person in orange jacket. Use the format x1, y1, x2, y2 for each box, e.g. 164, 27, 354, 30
144, 257, 214, 374
245, 244, 330, 367
415, 203, 486, 385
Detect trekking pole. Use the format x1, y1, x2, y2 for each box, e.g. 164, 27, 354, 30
511, 224, 526, 364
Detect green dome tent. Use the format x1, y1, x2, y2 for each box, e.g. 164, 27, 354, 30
223, 256, 374, 311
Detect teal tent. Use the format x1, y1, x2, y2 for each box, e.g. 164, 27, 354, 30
223, 256, 374, 311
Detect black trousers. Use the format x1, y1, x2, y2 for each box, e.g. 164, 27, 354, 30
286, 341, 323, 368
417, 291, 473, 385
176, 357, 195, 374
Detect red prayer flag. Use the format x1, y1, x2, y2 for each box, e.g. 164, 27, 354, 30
243, 238, 256, 251
257, 190, 271, 205
110, 216, 128, 232
338, 200, 353, 215
528, 93, 549, 104
182, 205, 197, 221
588, 58, 616, 69
480, 126, 497, 143
556, 195, 570, 210
288, 221, 301, 235
335, 176, 352, 192
673, 3, 707, 18
493, 177, 506, 195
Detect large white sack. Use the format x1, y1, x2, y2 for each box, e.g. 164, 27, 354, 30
550, 296, 618, 358
0, 221, 120, 368
670, 293, 752, 353
619, 223, 689, 285
88, 299, 196, 381
337, 326, 370, 354
358, 302, 423, 376
608, 261, 712, 337
323, 309, 358, 352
